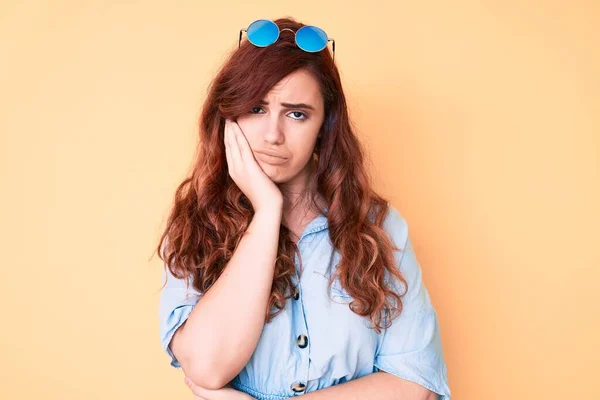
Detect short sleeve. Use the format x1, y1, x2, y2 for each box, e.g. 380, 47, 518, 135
374, 209, 451, 399
158, 264, 202, 368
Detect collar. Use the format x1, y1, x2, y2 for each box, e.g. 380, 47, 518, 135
298, 206, 329, 242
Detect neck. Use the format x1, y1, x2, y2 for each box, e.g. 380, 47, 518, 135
279, 158, 323, 227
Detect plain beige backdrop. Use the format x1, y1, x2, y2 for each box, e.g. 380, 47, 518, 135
0, 1, 598, 399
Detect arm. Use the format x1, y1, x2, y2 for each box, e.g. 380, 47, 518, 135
170, 205, 283, 389
356, 207, 450, 399
300, 372, 439, 400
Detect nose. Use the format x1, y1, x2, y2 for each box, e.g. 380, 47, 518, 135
262, 114, 285, 145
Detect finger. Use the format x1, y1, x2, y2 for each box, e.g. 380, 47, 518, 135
224, 121, 232, 170
231, 120, 254, 162
223, 119, 230, 149
185, 376, 210, 398
225, 119, 240, 171
227, 119, 242, 166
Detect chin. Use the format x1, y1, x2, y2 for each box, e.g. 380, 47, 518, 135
264, 169, 288, 184
265, 172, 284, 183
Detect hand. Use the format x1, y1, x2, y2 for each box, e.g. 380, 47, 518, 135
184, 376, 255, 400
224, 118, 283, 213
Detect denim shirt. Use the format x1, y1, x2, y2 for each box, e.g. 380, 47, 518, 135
158, 205, 451, 399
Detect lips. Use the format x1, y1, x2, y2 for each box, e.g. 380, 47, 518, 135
255, 150, 288, 159
255, 151, 288, 165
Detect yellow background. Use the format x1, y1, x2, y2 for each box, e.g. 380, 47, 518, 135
1, 1, 598, 399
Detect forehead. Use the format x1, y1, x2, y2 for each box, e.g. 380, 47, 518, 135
265, 69, 322, 104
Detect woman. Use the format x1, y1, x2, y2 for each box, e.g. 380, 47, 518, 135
157, 17, 451, 400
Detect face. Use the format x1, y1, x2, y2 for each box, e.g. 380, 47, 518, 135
236, 69, 325, 192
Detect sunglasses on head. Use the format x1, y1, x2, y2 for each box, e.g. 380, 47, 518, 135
239, 19, 336, 62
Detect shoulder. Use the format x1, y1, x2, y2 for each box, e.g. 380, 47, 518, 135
381, 203, 410, 250
380, 204, 422, 297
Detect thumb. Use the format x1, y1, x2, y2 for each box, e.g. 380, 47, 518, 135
184, 376, 205, 396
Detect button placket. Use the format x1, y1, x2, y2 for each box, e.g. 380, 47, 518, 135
290, 239, 314, 396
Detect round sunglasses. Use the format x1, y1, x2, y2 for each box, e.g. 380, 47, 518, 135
239, 19, 335, 62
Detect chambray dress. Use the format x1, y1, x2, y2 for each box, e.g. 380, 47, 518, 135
158, 205, 451, 399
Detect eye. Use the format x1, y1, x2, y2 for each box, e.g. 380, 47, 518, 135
249, 107, 265, 114
248, 107, 308, 121
288, 111, 308, 121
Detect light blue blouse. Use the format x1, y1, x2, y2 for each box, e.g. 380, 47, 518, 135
158, 205, 451, 399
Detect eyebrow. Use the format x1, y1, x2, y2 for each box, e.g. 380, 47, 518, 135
259, 100, 315, 111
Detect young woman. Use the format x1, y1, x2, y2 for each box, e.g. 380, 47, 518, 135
157, 17, 451, 400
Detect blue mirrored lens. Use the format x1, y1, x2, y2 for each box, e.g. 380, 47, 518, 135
247, 19, 279, 47
295, 26, 328, 52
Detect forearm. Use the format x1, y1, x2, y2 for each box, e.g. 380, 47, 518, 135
173, 206, 283, 388
300, 372, 438, 400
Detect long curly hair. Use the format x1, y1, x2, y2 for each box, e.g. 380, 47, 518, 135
156, 16, 408, 334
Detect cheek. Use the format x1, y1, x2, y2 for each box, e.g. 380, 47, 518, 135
235, 123, 261, 148
290, 143, 317, 167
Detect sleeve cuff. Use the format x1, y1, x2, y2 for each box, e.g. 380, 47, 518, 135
160, 297, 197, 368
373, 361, 451, 400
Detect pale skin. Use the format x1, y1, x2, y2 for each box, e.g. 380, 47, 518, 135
184, 372, 438, 400
183, 69, 437, 399
235, 68, 327, 244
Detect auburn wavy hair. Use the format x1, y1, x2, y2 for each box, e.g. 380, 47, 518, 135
156, 16, 408, 334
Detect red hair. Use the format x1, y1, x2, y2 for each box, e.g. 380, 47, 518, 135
156, 16, 408, 333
